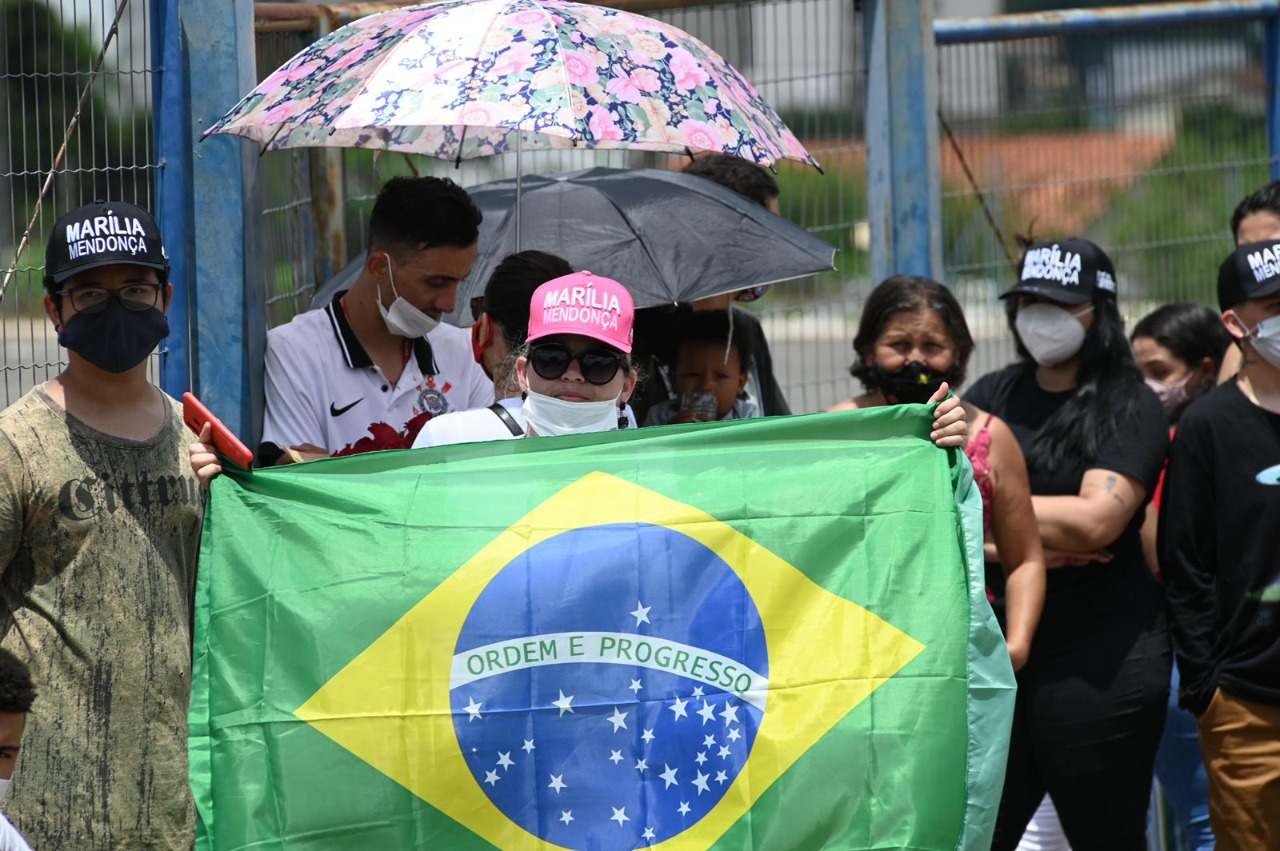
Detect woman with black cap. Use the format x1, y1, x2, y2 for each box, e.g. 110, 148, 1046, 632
965, 238, 1171, 851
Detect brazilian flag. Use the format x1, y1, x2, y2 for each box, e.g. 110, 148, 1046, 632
190, 407, 1015, 850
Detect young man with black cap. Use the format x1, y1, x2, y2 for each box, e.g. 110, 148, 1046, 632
0, 201, 201, 847
261, 176, 492, 458
1160, 241, 1280, 850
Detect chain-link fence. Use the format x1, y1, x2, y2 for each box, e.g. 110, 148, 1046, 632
938, 16, 1269, 380
1, 0, 157, 407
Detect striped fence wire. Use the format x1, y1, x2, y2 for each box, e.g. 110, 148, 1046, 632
1, 0, 157, 407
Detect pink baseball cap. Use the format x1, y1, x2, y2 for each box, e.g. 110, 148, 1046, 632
526, 271, 635, 354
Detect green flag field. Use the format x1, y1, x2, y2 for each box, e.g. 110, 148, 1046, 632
189, 406, 1015, 850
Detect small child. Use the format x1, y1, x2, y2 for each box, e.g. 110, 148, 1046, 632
0, 649, 34, 851
645, 310, 759, 425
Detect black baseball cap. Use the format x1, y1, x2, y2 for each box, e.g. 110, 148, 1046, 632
1001, 237, 1117, 305
1218, 240, 1280, 311
44, 201, 168, 286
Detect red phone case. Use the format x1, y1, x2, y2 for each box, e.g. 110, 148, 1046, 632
182, 393, 253, 470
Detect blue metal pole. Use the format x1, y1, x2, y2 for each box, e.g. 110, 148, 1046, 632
1267, 13, 1280, 180
180, 0, 265, 442
152, 0, 194, 399
864, 0, 943, 283
935, 0, 1280, 45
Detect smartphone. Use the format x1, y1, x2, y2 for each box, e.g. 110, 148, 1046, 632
182, 392, 253, 470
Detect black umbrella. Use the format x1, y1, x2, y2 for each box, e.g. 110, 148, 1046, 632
313, 166, 836, 323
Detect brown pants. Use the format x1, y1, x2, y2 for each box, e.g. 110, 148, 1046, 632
1197, 687, 1280, 851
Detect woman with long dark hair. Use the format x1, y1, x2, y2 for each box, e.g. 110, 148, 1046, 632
1131, 302, 1230, 851
966, 238, 1171, 850
830, 275, 1045, 672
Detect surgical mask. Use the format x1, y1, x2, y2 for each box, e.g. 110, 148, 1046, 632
523, 389, 621, 436
1015, 303, 1091, 366
1243, 313, 1280, 369
0, 776, 11, 803
1145, 374, 1192, 417
377, 254, 439, 339
58, 301, 169, 373
871, 361, 952, 405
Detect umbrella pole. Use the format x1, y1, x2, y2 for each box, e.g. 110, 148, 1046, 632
515, 131, 523, 251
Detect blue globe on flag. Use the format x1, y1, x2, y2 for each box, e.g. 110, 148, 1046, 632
450, 522, 769, 848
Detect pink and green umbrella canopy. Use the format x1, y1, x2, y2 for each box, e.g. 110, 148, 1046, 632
207, 0, 818, 169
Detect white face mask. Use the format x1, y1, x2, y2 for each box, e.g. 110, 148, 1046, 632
1015, 302, 1092, 366
377, 253, 440, 339
1242, 313, 1280, 369
523, 389, 621, 436
0, 776, 11, 804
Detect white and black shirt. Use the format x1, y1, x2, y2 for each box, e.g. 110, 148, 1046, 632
262, 292, 492, 453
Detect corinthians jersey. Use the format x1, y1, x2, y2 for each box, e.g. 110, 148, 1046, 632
262, 292, 492, 454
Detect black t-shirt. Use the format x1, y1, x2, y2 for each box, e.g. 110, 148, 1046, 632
966, 363, 1170, 657
1159, 379, 1280, 713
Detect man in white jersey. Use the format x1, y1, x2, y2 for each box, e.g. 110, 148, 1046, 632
261, 177, 492, 459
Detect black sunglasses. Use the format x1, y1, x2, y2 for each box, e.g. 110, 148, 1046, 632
528, 342, 624, 385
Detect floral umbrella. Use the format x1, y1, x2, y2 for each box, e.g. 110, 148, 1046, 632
206, 0, 818, 169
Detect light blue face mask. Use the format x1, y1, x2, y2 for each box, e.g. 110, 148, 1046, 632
1243, 313, 1280, 369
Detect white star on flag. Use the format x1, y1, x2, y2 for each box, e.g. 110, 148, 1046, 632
629, 678, 643, 694
720, 702, 740, 725
642, 826, 656, 841
548, 774, 567, 794
678, 801, 692, 816
659, 763, 679, 789
715, 770, 728, 785
552, 690, 574, 716
522, 739, 536, 754
702, 734, 716, 748
697, 700, 716, 725
607, 707, 628, 732
694, 751, 707, 765
630, 602, 651, 626
609, 749, 623, 765
669, 696, 689, 720
464, 697, 483, 722
641, 728, 655, 744
692, 770, 711, 795
635, 757, 649, 773
496, 751, 514, 770
727, 727, 742, 742
718, 745, 732, 759
484, 769, 500, 786
692, 686, 705, 698
611, 806, 630, 826
559, 810, 574, 826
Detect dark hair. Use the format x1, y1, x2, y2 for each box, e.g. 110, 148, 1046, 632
1132, 302, 1231, 372
683, 154, 779, 208
368, 177, 482, 254
675, 309, 754, 370
1005, 283, 1144, 474
0, 650, 34, 714
1231, 180, 1280, 240
850, 275, 975, 390
482, 250, 574, 348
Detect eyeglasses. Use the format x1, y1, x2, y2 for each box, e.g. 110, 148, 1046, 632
528, 342, 625, 385
57, 284, 163, 314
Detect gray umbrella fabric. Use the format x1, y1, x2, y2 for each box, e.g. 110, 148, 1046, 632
312, 166, 836, 325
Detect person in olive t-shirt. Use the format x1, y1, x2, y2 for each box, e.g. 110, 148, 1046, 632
1160, 242, 1280, 850
0, 202, 201, 849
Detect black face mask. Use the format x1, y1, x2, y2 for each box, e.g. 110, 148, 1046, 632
871, 361, 952, 405
57, 300, 169, 373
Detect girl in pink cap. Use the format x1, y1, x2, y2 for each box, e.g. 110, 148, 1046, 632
514, 271, 639, 437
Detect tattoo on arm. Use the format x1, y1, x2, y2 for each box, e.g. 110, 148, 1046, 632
1102, 474, 1126, 505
